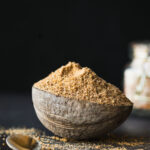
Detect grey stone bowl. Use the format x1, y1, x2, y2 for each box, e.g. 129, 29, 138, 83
32, 87, 132, 140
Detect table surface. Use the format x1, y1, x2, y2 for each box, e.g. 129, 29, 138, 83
0, 93, 150, 137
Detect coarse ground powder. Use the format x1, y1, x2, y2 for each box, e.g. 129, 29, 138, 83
34, 62, 132, 106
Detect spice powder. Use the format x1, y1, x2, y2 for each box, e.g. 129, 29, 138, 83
34, 62, 132, 106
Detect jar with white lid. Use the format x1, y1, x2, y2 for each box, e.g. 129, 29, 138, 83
124, 42, 150, 109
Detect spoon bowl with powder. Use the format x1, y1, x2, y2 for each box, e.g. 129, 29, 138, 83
6, 134, 41, 150
32, 62, 133, 140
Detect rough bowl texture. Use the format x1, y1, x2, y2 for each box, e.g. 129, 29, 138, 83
32, 87, 132, 140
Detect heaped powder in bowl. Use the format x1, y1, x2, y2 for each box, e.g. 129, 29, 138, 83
34, 62, 132, 106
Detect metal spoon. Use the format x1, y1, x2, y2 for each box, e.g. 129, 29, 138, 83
6, 134, 41, 150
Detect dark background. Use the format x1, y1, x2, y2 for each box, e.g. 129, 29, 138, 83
0, 1, 150, 93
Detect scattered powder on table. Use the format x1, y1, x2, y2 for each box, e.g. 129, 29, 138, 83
0, 128, 149, 150
34, 62, 132, 106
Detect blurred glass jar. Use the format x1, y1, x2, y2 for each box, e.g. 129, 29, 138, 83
124, 42, 150, 110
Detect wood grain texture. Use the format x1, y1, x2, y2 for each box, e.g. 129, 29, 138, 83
32, 87, 132, 140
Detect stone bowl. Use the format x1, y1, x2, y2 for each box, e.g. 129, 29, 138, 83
32, 87, 133, 140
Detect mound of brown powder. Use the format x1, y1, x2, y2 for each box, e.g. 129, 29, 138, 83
34, 62, 132, 106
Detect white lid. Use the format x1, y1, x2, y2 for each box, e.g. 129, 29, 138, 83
130, 42, 150, 59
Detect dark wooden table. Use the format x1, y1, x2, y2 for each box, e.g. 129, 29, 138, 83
0, 93, 48, 132
0, 93, 150, 149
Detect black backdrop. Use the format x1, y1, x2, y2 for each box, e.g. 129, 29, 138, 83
1, 1, 150, 93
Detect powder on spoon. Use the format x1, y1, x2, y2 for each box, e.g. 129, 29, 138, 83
34, 62, 132, 106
